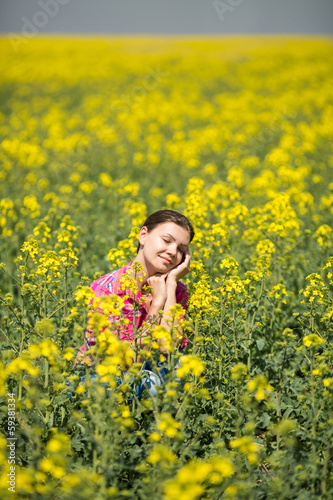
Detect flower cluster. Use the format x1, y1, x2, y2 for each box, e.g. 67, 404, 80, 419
164, 456, 234, 500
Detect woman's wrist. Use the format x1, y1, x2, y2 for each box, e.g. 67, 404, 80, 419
149, 298, 165, 313
166, 278, 177, 290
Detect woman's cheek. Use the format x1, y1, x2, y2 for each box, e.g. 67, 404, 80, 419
176, 254, 183, 265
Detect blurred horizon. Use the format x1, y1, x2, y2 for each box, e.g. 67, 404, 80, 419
1, 0, 333, 35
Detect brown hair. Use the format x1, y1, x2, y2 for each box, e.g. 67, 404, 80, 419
137, 209, 195, 253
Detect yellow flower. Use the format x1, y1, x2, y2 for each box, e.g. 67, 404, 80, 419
99, 172, 113, 187
0, 361, 8, 396
177, 354, 205, 378
189, 274, 217, 315
184, 177, 208, 227
23, 195, 41, 218
247, 375, 273, 401
219, 275, 245, 301
27, 339, 60, 365
303, 334, 325, 348
15, 467, 35, 494
301, 274, 327, 305
210, 457, 235, 478
315, 224, 332, 248
21, 238, 39, 263
147, 444, 177, 464
230, 436, 259, 463
75, 286, 95, 305
269, 283, 289, 303
149, 432, 161, 442
121, 407, 130, 418
220, 256, 239, 274
39, 457, 53, 472
152, 325, 172, 352
6, 356, 40, 377
164, 456, 234, 499
47, 438, 62, 453
166, 193, 181, 208
230, 362, 247, 382
52, 466, 66, 479
157, 413, 181, 438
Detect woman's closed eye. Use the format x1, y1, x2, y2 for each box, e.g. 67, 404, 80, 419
162, 238, 185, 254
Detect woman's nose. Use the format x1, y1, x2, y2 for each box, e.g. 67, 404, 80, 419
167, 243, 177, 256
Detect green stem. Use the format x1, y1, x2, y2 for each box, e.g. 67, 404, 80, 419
44, 358, 49, 389
235, 388, 242, 438
20, 260, 26, 317
48, 297, 74, 320
219, 301, 224, 381
18, 374, 22, 401
64, 268, 68, 318
321, 410, 331, 496
1, 328, 19, 353
276, 390, 281, 452
42, 279, 47, 317
232, 303, 237, 360
321, 441, 330, 496
19, 328, 25, 357
247, 324, 252, 373
93, 448, 98, 474
310, 348, 317, 493
193, 318, 198, 354
19, 259, 28, 358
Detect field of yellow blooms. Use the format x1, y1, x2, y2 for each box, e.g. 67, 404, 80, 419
1, 36, 333, 499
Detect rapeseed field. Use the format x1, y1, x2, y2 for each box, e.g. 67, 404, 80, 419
0, 36, 333, 499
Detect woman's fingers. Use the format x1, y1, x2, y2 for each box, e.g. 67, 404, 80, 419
183, 250, 191, 270
176, 250, 191, 273
166, 253, 191, 282
147, 273, 169, 293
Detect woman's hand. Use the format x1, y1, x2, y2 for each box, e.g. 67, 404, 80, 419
166, 249, 191, 284
145, 249, 190, 315
146, 273, 168, 310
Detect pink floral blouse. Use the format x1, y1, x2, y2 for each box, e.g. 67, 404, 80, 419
79, 260, 189, 358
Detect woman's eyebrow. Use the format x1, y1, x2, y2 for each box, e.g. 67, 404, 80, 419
164, 233, 189, 248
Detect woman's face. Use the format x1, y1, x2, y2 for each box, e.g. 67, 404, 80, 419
138, 222, 191, 274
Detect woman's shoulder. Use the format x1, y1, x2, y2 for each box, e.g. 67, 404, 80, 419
176, 280, 188, 292
91, 262, 131, 297
91, 267, 119, 285
175, 280, 189, 309
176, 280, 189, 300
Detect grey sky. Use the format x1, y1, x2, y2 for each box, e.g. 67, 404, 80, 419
0, 0, 332, 34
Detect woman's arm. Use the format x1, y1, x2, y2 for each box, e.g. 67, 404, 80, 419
150, 250, 191, 348
160, 282, 185, 348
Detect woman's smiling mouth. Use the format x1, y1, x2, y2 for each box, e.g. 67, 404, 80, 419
159, 255, 172, 264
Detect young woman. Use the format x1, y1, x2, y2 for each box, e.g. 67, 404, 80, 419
73, 209, 194, 397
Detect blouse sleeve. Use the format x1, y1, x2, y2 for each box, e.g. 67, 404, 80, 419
175, 281, 189, 350
176, 281, 189, 312
77, 278, 113, 363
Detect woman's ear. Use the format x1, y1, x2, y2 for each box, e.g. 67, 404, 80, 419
138, 226, 148, 248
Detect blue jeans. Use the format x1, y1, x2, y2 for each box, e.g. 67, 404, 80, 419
134, 351, 184, 398
66, 351, 184, 401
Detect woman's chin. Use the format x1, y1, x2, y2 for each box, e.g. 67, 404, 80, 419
154, 259, 171, 273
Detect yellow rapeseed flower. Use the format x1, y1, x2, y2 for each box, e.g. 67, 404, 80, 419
177, 354, 205, 378
302, 334, 325, 348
